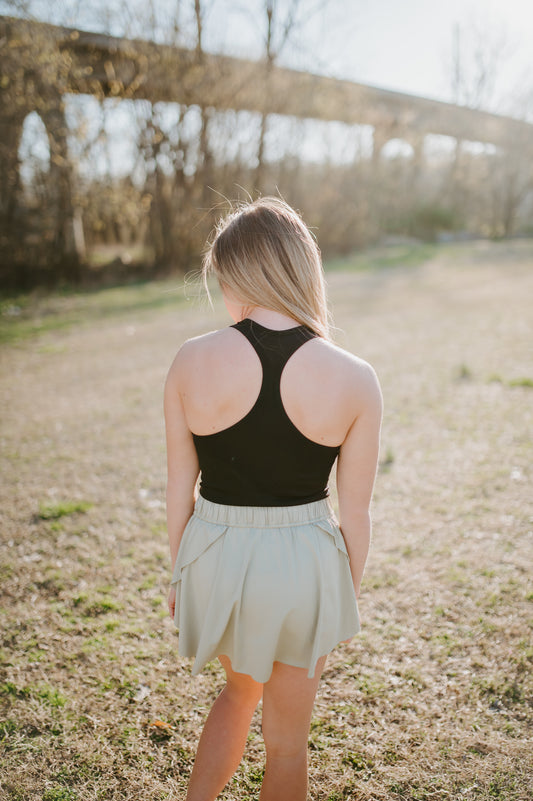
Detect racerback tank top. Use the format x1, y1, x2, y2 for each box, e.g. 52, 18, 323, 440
192, 318, 340, 506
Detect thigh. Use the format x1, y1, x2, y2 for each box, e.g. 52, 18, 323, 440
261, 656, 327, 751
218, 654, 264, 706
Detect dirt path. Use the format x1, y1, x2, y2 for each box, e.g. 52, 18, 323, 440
1, 240, 532, 800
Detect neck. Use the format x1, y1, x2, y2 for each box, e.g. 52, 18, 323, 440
244, 307, 300, 330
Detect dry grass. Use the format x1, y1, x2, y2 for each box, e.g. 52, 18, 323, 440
1, 239, 532, 801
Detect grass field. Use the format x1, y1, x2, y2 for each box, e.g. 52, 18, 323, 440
1, 239, 532, 800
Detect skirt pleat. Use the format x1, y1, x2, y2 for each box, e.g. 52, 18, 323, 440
170, 496, 360, 683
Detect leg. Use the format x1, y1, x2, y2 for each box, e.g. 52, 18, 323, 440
259, 656, 327, 801
185, 655, 263, 801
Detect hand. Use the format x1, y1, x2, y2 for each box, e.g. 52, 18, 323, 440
167, 584, 176, 620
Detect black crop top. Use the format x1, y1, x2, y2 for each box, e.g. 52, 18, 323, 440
192, 318, 340, 506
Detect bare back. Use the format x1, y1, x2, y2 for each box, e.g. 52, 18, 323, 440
175, 323, 377, 449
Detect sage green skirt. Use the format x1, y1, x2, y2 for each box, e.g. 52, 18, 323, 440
170, 495, 360, 683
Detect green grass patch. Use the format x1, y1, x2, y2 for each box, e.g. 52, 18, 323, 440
508, 376, 533, 388
1, 681, 68, 707
0, 563, 14, 580
37, 685, 69, 708
431, 631, 461, 655
38, 500, 92, 520
382, 747, 401, 765
473, 674, 523, 704
0, 681, 31, 699
325, 242, 438, 272
0, 718, 18, 739
379, 447, 395, 473
342, 750, 374, 772
73, 593, 122, 617
43, 788, 78, 801
80, 636, 107, 654
365, 571, 399, 590
0, 278, 190, 344
137, 574, 159, 591
487, 771, 519, 799
456, 363, 473, 381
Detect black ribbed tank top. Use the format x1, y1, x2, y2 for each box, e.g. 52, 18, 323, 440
192, 318, 340, 506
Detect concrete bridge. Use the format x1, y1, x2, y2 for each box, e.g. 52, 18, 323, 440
3, 15, 532, 156
1, 14, 532, 274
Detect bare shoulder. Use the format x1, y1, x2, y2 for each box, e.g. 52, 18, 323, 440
308, 338, 382, 404
168, 327, 228, 368
166, 326, 246, 387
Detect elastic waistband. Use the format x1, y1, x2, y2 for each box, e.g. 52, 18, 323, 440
193, 495, 335, 528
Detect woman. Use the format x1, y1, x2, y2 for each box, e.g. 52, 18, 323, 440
164, 197, 382, 801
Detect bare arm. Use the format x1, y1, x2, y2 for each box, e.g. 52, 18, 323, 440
336, 364, 383, 598
163, 348, 200, 571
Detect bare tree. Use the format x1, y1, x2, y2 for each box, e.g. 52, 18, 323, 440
441, 16, 533, 237
247, 0, 335, 192
254, 0, 297, 189
447, 18, 506, 175
130, 0, 218, 272
449, 20, 509, 110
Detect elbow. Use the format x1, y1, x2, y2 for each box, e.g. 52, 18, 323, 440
166, 470, 199, 503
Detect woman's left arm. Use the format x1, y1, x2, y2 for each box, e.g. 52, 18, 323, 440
164, 348, 200, 573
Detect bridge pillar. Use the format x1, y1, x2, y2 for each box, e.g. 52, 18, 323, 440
372, 124, 398, 164
372, 124, 425, 171
0, 15, 80, 286
39, 90, 80, 280
404, 133, 425, 179
0, 110, 26, 259
0, 88, 80, 285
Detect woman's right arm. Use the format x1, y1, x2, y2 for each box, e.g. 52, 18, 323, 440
164, 345, 200, 572
336, 362, 383, 598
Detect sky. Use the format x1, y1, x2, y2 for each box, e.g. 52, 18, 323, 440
308, 0, 533, 110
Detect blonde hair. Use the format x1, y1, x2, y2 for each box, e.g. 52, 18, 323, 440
203, 197, 331, 339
